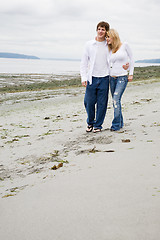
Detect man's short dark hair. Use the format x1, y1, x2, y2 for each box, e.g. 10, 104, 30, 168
96, 21, 110, 31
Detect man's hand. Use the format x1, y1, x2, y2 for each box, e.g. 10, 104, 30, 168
123, 62, 129, 70
82, 81, 87, 87
128, 75, 133, 82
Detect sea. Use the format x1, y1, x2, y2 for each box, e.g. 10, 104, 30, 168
0, 58, 160, 75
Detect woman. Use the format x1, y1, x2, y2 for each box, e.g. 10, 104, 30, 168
106, 29, 134, 131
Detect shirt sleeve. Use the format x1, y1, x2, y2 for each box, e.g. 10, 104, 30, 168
125, 42, 134, 75
80, 42, 89, 83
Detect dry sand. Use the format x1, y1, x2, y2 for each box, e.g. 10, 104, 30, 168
0, 79, 160, 240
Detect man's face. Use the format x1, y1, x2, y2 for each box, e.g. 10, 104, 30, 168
97, 26, 106, 41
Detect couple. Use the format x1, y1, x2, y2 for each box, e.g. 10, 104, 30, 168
80, 21, 134, 133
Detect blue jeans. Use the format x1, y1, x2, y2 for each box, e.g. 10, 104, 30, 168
84, 76, 109, 129
110, 75, 128, 131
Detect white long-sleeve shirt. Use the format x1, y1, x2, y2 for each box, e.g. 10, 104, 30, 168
109, 42, 134, 76
80, 39, 110, 84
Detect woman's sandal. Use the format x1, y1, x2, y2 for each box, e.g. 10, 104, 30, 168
93, 128, 101, 133
86, 125, 93, 132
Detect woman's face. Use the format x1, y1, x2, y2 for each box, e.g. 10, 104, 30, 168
106, 35, 112, 44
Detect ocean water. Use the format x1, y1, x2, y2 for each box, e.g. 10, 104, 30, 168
0, 58, 81, 75
0, 58, 160, 75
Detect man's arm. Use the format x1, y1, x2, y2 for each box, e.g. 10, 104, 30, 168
123, 62, 129, 70
80, 43, 89, 87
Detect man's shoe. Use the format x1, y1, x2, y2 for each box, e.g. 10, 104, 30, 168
93, 128, 101, 133
86, 125, 93, 132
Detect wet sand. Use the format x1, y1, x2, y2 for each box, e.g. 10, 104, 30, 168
0, 79, 160, 239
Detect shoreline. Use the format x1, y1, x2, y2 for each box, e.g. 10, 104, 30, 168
0, 66, 160, 93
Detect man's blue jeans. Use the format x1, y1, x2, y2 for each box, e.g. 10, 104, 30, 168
84, 76, 109, 129
110, 75, 128, 131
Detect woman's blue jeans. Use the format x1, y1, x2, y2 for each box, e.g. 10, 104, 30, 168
84, 76, 109, 129
110, 75, 128, 131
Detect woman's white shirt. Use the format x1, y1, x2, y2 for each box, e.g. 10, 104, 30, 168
109, 42, 134, 76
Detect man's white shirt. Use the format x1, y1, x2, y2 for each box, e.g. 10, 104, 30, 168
80, 39, 110, 85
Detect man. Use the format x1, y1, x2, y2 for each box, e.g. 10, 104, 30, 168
80, 21, 128, 133
80, 21, 110, 133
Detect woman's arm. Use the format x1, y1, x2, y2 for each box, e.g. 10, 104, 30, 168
125, 42, 134, 78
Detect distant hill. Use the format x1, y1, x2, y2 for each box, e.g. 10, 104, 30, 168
0, 52, 40, 59
136, 59, 160, 63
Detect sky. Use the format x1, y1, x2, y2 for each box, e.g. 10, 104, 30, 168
0, 0, 159, 61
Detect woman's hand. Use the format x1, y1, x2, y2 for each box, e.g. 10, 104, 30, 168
128, 75, 133, 82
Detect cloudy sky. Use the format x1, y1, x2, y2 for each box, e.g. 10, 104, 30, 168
0, 0, 159, 60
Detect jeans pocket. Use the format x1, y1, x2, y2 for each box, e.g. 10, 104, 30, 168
117, 76, 127, 85
121, 76, 128, 81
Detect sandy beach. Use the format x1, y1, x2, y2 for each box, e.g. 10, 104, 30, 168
0, 78, 160, 239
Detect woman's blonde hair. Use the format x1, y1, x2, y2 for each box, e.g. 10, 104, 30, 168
107, 29, 121, 53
